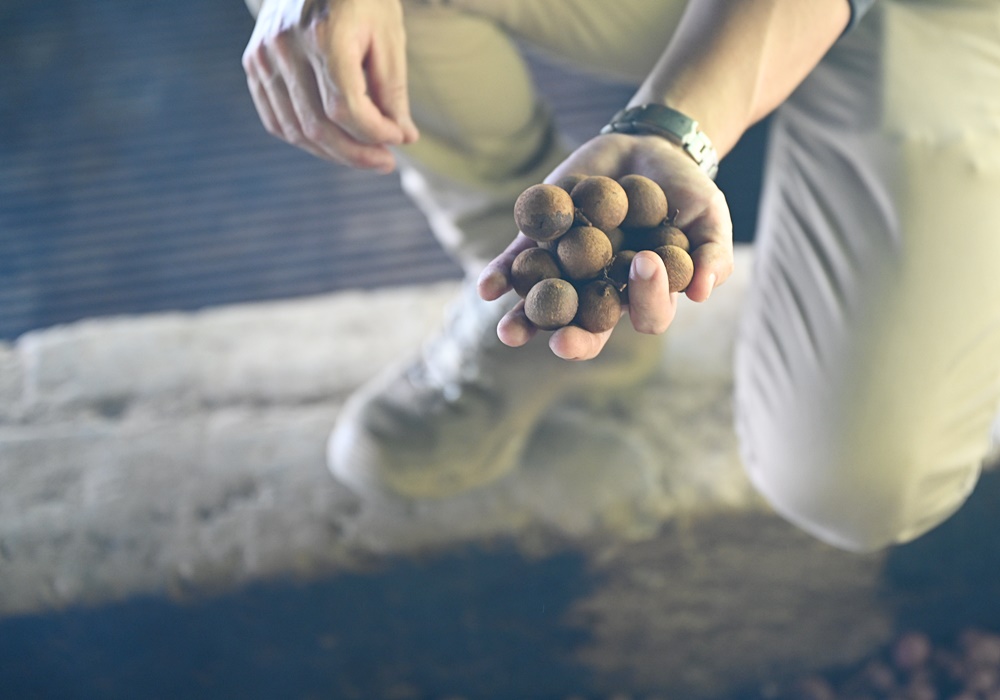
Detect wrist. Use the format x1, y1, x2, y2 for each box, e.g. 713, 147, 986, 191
601, 104, 720, 180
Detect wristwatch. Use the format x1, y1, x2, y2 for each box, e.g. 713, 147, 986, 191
601, 104, 719, 180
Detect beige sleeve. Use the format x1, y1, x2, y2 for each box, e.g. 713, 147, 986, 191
244, 0, 263, 17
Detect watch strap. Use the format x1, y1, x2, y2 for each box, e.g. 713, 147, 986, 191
601, 104, 719, 180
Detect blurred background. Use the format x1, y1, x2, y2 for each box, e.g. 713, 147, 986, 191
0, 2, 791, 699
7, 3, 1000, 700
0, 0, 765, 342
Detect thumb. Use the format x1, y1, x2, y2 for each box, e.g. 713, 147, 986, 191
627, 250, 677, 335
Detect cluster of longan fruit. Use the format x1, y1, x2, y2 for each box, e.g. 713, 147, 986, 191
511, 173, 695, 333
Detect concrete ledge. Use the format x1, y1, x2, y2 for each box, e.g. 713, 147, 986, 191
0, 257, 761, 607
1, 244, 951, 696
9, 283, 460, 421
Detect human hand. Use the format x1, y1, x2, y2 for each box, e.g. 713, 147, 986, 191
242, 0, 419, 172
478, 132, 734, 360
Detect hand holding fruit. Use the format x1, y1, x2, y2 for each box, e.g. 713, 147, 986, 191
513, 176, 693, 329
478, 131, 734, 360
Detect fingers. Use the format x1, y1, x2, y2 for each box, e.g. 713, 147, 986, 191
627, 250, 678, 334
280, 47, 399, 171
364, 25, 419, 143
494, 251, 677, 361
496, 300, 616, 362
242, 1, 420, 172
244, 40, 399, 171
492, 230, 731, 362
245, 68, 283, 141
549, 323, 617, 361
497, 301, 615, 360
313, 31, 408, 148
497, 300, 538, 348
686, 240, 733, 302
477, 234, 537, 301
245, 55, 337, 162
681, 190, 735, 303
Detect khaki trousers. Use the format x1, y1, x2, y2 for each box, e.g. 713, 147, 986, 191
399, 0, 1000, 551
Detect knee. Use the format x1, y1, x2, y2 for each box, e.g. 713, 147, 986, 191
737, 407, 983, 553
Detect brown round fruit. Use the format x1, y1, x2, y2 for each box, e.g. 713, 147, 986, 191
619, 174, 668, 229
628, 223, 690, 252
510, 247, 562, 297
524, 278, 579, 330
604, 226, 626, 254
556, 225, 613, 281
514, 183, 575, 243
662, 225, 690, 251
654, 244, 695, 293
555, 173, 587, 194
576, 280, 622, 333
570, 176, 628, 231
607, 250, 636, 291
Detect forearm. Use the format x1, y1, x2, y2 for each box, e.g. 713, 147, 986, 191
631, 0, 850, 158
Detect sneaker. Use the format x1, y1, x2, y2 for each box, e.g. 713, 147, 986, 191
328, 283, 663, 499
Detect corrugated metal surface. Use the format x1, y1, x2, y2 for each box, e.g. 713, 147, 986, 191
0, 0, 762, 341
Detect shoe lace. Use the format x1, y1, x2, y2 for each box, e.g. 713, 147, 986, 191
411, 285, 512, 407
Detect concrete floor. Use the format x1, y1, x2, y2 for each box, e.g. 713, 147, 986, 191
10, 3, 997, 700
3, 250, 1000, 699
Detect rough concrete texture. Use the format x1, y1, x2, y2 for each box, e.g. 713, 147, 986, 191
573, 515, 890, 698
0, 342, 23, 424
1, 282, 460, 615
0, 245, 906, 695
11, 285, 457, 420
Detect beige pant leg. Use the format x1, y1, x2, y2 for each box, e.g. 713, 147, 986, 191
735, 1, 1000, 552
398, 0, 687, 271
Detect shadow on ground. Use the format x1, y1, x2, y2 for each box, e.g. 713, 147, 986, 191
2, 473, 999, 700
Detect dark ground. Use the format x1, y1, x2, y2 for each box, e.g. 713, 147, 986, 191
0, 549, 597, 700
2, 473, 1000, 700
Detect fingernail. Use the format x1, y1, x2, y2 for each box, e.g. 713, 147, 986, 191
632, 254, 657, 281
706, 273, 716, 299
